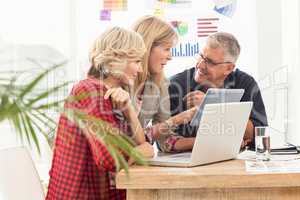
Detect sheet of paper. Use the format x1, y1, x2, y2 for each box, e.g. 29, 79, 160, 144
237, 150, 300, 161
245, 160, 300, 173
238, 150, 300, 173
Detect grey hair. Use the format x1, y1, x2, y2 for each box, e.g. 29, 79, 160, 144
206, 32, 240, 63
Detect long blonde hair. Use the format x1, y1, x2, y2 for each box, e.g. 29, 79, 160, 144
88, 26, 146, 79
132, 16, 177, 91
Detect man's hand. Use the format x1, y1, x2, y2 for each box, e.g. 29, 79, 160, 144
240, 139, 252, 149
240, 120, 254, 149
183, 90, 205, 109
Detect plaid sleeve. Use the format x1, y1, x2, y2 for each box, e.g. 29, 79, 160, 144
156, 132, 184, 153
85, 134, 116, 172
163, 134, 183, 152
70, 79, 124, 171
46, 79, 126, 200
46, 117, 87, 199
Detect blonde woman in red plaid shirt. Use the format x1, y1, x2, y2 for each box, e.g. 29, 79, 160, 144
46, 27, 154, 200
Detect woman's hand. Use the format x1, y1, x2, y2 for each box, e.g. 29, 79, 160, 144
105, 87, 146, 145
170, 106, 197, 125
104, 87, 134, 118
150, 107, 197, 139
128, 142, 154, 165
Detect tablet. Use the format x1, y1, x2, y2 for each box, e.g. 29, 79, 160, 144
189, 88, 245, 127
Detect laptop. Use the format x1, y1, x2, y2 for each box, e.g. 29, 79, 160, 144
190, 88, 245, 127
148, 102, 253, 167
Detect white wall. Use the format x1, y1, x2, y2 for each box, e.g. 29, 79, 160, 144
0, 0, 71, 57
0, 0, 74, 183
74, 0, 258, 79
1, 0, 257, 80
256, 0, 300, 146
256, 0, 286, 145
283, 0, 300, 146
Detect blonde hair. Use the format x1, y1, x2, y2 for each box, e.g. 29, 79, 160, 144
88, 26, 146, 79
132, 15, 177, 90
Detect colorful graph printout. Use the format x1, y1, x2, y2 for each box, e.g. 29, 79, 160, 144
214, 1, 237, 18
158, 0, 191, 4
171, 42, 200, 57
147, 0, 191, 10
100, 9, 111, 20
158, 0, 176, 3
153, 7, 165, 17
213, 0, 235, 8
171, 21, 188, 36
197, 18, 219, 37
103, 0, 127, 11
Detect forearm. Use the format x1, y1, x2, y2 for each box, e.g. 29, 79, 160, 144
243, 120, 254, 145
168, 113, 187, 126
168, 107, 197, 126
174, 137, 195, 151
125, 107, 146, 145
128, 142, 154, 165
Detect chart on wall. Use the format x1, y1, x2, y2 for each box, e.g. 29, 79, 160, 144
77, 0, 256, 77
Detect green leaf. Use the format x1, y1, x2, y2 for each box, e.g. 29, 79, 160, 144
26, 81, 70, 107
0, 60, 68, 154
10, 113, 24, 142
24, 112, 41, 153
17, 61, 66, 100
33, 109, 57, 126
105, 143, 121, 171
66, 91, 107, 105
63, 108, 146, 172
19, 112, 31, 147
116, 150, 130, 174
106, 134, 146, 165
33, 99, 66, 110
27, 111, 54, 147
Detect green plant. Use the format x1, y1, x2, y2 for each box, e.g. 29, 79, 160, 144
0, 60, 69, 152
64, 106, 146, 173
0, 59, 145, 173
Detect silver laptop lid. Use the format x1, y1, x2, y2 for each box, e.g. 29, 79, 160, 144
190, 88, 245, 127
191, 102, 253, 165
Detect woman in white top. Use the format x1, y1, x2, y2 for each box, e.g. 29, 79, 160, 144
132, 16, 196, 152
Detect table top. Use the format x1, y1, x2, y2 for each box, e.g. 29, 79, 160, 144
116, 159, 300, 189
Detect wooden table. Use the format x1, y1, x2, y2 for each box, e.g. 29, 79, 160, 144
116, 159, 300, 200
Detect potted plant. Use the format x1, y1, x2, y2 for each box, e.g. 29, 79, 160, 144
0, 59, 145, 173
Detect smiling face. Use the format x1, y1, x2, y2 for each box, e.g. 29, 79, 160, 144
194, 46, 234, 87
120, 59, 143, 86
148, 43, 172, 75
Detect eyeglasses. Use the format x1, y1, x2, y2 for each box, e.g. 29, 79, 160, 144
196, 53, 232, 67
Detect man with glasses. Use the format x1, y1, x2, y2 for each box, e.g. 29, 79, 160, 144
166, 32, 268, 152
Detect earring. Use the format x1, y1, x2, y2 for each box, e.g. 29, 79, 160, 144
99, 65, 110, 77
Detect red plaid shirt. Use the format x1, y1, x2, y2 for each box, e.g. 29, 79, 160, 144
46, 78, 127, 200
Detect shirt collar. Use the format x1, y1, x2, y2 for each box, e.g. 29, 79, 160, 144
223, 69, 238, 89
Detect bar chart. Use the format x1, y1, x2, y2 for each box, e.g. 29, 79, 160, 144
171, 42, 200, 57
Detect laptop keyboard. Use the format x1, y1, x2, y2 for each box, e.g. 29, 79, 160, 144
168, 152, 191, 158
155, 152, 192, 163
